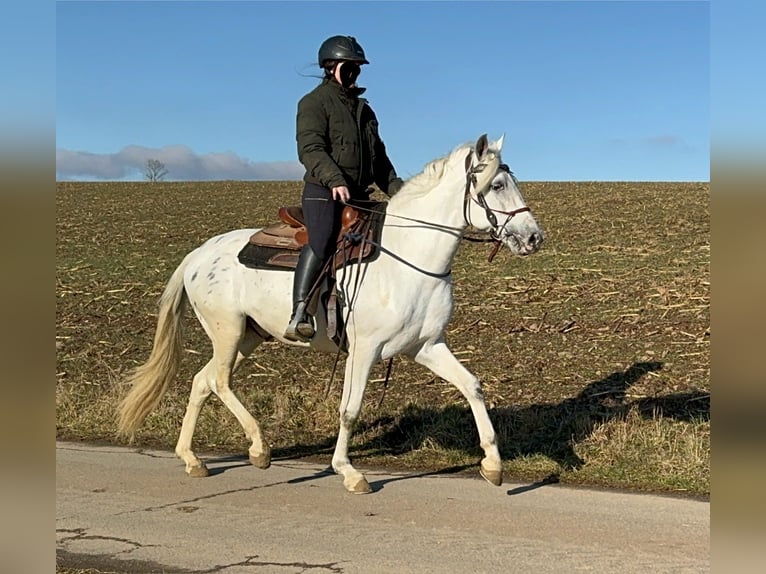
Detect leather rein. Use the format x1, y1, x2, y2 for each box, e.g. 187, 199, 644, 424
346, 150, 533, 271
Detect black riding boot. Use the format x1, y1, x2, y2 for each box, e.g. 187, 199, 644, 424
284, 246, 326, 342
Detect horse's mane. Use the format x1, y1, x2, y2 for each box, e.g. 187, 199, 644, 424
392, 143, 472, 202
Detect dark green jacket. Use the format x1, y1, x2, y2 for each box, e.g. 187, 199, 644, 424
296, 78, 402, 196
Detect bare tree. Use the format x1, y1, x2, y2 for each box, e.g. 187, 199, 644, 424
144, 159, 168, 182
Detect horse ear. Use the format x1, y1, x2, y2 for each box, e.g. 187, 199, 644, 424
496, 133, 505, 151
475, 134, 489, 159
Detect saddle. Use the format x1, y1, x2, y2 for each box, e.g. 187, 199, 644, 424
237, 202, 386, 349
237, 202, 385, 271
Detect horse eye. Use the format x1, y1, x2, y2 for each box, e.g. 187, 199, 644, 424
491, 182, 504, 191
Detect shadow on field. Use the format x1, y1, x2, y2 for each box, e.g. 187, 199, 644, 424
265, 361, 709, 477
354, 361, 708, 471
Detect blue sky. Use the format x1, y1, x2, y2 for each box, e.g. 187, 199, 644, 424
56, 1, 710, 182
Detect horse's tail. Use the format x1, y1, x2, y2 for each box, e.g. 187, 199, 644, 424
117, 253, 192, 438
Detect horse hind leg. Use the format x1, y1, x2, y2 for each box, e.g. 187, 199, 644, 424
235, 325, 271, 469
175, 361, 215, 477
211, 323, 272, 469
412, 340, 503, 486
175, 320, 269, 477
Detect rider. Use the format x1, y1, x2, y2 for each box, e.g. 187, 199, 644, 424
284, 34, 404, 342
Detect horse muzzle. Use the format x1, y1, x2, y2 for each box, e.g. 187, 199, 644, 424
504, 229, 544, 256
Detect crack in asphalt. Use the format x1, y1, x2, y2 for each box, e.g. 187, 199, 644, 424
114, 478, 298, 515
135, 448, 174, 459
57, 444, 175, 461
56, 527, 158, 554
199, 554, 346, 573
58, 532, 345, 573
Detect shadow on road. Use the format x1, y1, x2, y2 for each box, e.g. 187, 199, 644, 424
200, 455, 252, 477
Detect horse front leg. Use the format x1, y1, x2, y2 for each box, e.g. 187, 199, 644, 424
332, 344, 378, 494
412, 340, 503, 486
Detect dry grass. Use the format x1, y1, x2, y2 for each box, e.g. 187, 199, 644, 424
56, 180, 709, 496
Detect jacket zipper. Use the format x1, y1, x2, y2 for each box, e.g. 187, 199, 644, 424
356, 99, 366, 189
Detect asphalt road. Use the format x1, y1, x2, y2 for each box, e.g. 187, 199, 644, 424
56, 441, 709, 573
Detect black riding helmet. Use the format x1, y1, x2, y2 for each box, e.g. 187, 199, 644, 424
318, 35, 369, 66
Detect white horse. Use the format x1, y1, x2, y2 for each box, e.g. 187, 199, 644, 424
118, 134, 544, 494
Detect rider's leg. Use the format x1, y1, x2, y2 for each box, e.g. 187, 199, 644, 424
283, 182, 341, 342
284, 244, 325, 342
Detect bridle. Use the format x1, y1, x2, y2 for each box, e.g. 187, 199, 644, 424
463, 152, 531, 238
462, 152, 532, 262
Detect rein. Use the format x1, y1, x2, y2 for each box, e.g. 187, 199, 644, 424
347, 150, 533, 270
350, 200, 464, 234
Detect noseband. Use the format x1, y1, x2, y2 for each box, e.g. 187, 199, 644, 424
463, 152, 532, 261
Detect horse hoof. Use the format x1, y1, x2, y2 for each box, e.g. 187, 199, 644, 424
249, 453, 271, 469
345, 476, 372, 494
480, 463, 503, 486
188, 464, 209, 478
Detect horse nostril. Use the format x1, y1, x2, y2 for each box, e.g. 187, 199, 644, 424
529, 232, 542, 248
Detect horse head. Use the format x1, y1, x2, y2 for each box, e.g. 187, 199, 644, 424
464, 134, 544, 256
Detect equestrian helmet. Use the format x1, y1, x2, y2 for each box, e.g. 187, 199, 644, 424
318, 35, 369, 66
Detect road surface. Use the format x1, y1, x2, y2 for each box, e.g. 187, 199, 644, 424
56, 441, 709, 573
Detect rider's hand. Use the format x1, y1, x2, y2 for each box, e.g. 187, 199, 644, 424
331, 185, 350, 203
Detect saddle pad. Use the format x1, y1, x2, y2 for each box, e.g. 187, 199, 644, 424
237, 202, 387, 272
248, 222, 305, 251
237, 232, 378, 271
237, 243, 301, 271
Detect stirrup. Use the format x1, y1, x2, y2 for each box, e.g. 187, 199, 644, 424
284, 302, 314, 342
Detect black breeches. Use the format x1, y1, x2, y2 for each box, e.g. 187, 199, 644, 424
301, 182, 345, 260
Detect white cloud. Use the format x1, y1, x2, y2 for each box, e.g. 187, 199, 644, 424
55, 145, 304, 181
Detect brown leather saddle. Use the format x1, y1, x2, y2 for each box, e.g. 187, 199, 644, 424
237, 202, 385, 271
237, 202, 386, 349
